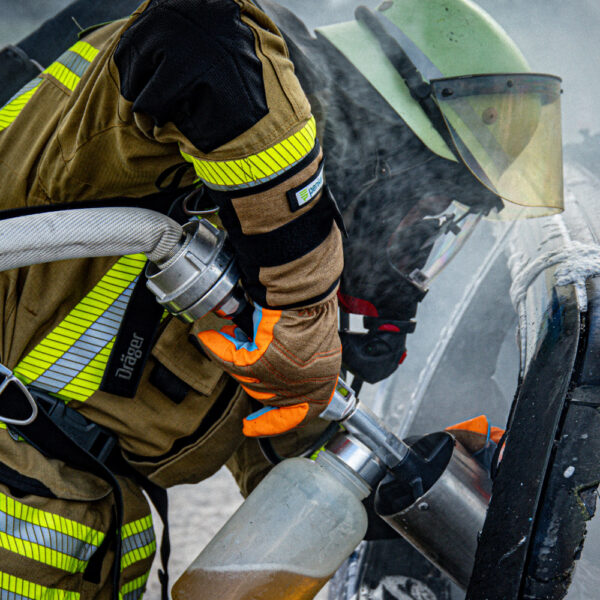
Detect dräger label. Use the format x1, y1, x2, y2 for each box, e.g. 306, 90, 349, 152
287, 162, 325, 212
116, 332, 145, 380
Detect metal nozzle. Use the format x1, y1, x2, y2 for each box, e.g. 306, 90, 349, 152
321, 379, 411, 469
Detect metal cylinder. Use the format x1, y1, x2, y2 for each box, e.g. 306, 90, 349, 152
375, 432, 491, 589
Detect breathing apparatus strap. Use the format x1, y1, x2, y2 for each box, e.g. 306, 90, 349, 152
0, 183, 195, 400
354, 7, 454, 151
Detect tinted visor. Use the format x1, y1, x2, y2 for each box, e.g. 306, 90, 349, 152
431, 74, 563, 218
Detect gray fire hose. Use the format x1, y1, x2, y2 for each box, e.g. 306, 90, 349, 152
0, 207, 183, 272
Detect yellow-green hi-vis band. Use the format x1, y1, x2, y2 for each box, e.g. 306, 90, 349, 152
0, 40, 98, 133
0, 80, 42, 133
120, 515, 156, 572
0, 492, 104, 574
42, 40, 99, 92
181, 117, 318, 191
14, 255, 147, 404
121, 573, 151, 600
0, 571, 80, 600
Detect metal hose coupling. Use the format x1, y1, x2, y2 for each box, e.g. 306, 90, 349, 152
146, 219, 245, 322
320, 378, 412, 469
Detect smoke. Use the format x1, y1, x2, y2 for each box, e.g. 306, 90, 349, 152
2, 0, 598, 147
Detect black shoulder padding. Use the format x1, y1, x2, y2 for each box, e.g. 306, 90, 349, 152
114, 0, 269, 153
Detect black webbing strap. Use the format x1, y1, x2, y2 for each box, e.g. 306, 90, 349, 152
100, 274, 165, 398
1, 384, 170, 600
1, 185, 194, 401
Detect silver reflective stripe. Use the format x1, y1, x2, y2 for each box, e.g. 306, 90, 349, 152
32, 280, 136, 394
56, 49, 92, 79
0, 511, 98, 562
122, 523, 155, 556
3, 79, 41, 107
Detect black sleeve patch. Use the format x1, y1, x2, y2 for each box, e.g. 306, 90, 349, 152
114, 0, 269, 153
286, 160, 325, 212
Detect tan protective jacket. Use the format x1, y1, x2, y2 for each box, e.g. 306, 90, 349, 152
0, 0, 341, 494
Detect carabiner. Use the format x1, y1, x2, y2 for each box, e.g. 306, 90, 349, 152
0, 364, 38, 426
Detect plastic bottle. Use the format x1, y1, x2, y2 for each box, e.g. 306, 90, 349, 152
172, 453, 371, 600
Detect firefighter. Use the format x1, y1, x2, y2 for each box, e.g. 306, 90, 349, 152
0, 0, 564, 598
0, 1, 341, 597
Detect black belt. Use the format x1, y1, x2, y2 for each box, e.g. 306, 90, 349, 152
0, 368, 170, 600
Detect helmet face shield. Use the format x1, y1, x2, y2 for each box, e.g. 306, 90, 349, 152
431, 74, 563, 218
387, 200, 482, 289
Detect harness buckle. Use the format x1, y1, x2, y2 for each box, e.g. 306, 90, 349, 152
0, 364, 38, 426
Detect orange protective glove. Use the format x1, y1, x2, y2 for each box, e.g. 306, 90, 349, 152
197, 301, 341, 437
446, 415, 504, 454
447, 415, 505, 473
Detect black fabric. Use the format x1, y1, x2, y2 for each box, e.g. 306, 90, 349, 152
212, 189, 337, 305
100, 276, 165, 398
218, 194, 334, 267
114, 0, 269, 153
0, 461, 56, 499
149, 363, 191, 404
83, 517, 115, 584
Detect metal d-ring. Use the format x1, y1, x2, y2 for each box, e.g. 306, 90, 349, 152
0, 364, 38, 426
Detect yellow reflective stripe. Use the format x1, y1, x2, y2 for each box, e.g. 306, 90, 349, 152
121, 515, 153, 539
43, 62, 79, 92
70, 40, 99, 63
0, 493, 104, 574
0, 494, 104, 545
0, 83, 41, 132
120, 541, 156, 571
182, 116, 317, 190
120, 573, 150, 600
13, 254, 146, 402
0, 571, 80, 600
43, 40, 99, 92
120, 516, 155, 572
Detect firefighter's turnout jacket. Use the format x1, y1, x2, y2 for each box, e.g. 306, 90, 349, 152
0, 0, 342, 597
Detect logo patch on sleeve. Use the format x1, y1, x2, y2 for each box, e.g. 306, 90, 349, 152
287, 162, 325, 212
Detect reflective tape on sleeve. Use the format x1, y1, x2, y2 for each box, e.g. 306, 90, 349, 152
0, 79, 41, 132
120, 573, 150, 600
181, 117, 318, 191
42, 41, 99, 92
